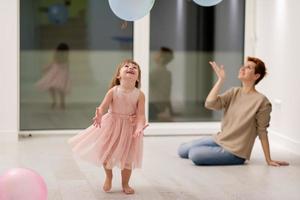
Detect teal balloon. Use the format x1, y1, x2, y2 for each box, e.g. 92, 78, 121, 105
48, 4, 68, 25
193, 0, 223, 7
109, 0, 155, 21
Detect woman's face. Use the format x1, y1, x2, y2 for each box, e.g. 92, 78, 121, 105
238, 61, 259, 83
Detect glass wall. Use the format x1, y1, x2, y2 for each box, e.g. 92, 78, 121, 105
149, 0, 245, 122
20, 0, 133, 130
20, 0, 246, 130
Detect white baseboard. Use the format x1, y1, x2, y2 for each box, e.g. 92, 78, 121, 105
0, 131, 18, 143
269, 129, 300, 156
145, 122, 220, 135
19, 122, 221, 136
20, 130, 80, 135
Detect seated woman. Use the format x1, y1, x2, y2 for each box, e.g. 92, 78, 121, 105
178, 57, 289, 166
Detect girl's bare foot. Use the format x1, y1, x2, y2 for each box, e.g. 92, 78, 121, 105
122, 184, 134, 194
103, 177, 112, 192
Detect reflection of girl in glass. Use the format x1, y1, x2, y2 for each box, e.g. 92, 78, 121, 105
36, 43, 71, 109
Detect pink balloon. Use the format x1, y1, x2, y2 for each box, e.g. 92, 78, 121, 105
0, 168, 47, 200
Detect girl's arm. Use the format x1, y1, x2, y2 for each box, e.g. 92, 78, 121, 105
93, 88, 114, 127
133, 91, 148, 137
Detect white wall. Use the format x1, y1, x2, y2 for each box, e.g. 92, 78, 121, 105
0, 0, 18, 142
246, 0, 300, 154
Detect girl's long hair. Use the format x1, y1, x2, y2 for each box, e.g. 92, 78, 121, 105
109, 59, 141, 89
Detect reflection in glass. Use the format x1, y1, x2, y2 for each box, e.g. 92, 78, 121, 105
20, 0, 133, 130
149, 47, 174, 122
149, 0, 245, 122
36, 43, 70, 110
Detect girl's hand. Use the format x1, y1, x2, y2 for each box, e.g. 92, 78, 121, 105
267, 160, 289, 167
133, 124, 149, 138
129, 114, 137, 125
92, 114, 102, 128
133, 130, 140, 138
209, 61, 226, 81
92, 107, 102, 128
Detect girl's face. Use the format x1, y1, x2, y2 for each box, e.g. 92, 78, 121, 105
238, 61, 260, 83
119, 62, 139, 82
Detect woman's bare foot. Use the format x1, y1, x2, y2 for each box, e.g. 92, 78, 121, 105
122, 184, 134, 194
103, 177, 112, 192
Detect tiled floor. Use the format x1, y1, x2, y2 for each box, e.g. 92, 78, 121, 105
1, 135, 300, 200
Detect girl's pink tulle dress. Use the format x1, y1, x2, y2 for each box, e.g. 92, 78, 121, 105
68, 86, 143, 169
36, 62, 71, 93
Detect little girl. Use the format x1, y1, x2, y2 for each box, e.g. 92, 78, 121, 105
68, 59, 148, 194
36, 43, 71, 109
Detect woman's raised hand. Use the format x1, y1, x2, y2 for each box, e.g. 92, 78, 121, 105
209, 61, 226, 81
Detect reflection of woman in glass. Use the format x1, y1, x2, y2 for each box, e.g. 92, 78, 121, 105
36, 43, 71, 109
149, 47, 174, 121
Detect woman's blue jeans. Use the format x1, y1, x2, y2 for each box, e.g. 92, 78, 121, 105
178, 137, 245, 165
